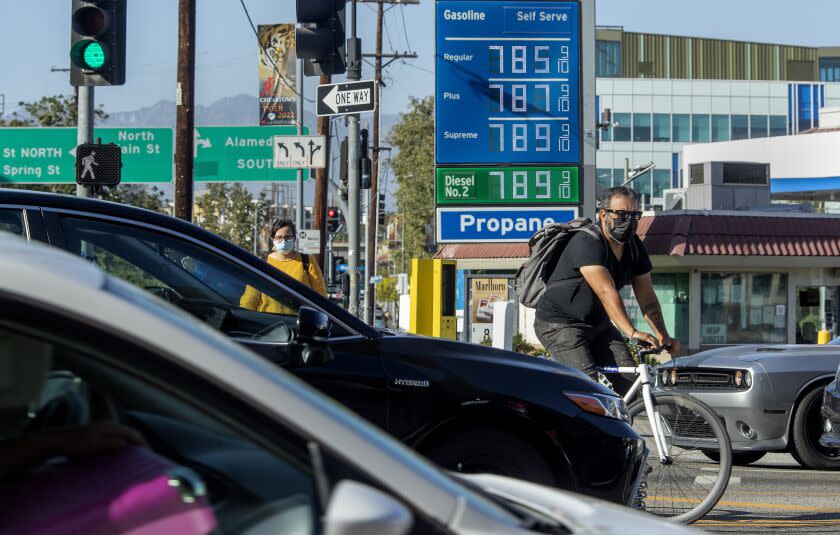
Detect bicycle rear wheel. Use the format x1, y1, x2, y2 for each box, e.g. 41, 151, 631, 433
629, 393, 732, 524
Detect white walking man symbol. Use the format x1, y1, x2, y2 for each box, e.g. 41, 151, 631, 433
81, 151, 99, 180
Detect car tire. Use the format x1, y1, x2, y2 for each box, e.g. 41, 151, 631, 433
791, 386, 840, 470
425, 428, 558, 487
703, 450, 766, 465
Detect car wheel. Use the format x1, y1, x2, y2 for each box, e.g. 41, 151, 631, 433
425, 428, 558, 487
791, 386, 840, 469
703, 450, 767, 465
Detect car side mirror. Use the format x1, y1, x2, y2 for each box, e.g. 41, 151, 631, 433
297, 306, 334, 366
323, 480, 412, 535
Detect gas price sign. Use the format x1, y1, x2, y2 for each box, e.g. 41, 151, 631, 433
435, 1, 580, 165
436, 166, 578, 205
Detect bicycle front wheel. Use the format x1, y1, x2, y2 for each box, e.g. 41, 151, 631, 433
629, 393, 732, 524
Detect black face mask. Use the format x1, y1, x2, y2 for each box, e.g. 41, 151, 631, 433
607, 217, 637, 244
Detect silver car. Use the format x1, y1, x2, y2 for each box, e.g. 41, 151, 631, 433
657, 343, 840, 469
0, 232, 698, 534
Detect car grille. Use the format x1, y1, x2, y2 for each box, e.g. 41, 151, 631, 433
664, 414, 715, 439
671, 369, 738, 389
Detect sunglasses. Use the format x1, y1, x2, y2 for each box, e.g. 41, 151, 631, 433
603, 209, 642, 221
274, 235, 296, 242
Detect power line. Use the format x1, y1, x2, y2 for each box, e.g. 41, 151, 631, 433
399, 5, 413, 53
238, 0, 314, 103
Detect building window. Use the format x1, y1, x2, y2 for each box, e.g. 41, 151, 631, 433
750, 115, 769, 138
798, 84, 814, 131
769, 115, 787, 137
731, 115, 749, 140
672, 114, 690, 142
596, 40, 621, 78
622, 273, 689, 345
691, 114, 710, 142
633, 113, 652, 142
653, 169, 670, 198
700, 273, 788, 345
601, 111, 612, 141
613, 113, 631, 141
711, 115, 730, 142
597, 168, 613, 189
652, 114, 670, 142
820, 57, 840, 82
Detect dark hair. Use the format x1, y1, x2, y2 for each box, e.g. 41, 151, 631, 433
596, 186, 640, 210
270, 218, 296, 241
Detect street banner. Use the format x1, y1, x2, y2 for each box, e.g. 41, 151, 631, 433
258, 24, 297, 126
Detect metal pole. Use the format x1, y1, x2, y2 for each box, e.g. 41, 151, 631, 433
347, 0, 362, 317
296, 59, 305, 232
174, 0, 196, 222
314, 75, 332, 270
76, 85, 93, 199
253, 203, 259, 255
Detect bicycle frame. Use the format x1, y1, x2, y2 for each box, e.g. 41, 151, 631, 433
601, 363, 671, 463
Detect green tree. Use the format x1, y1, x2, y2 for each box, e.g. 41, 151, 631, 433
377, 277, 398, 304
196, 183, 270, 253
388, 96, 435, 270
0, 94, 168, 213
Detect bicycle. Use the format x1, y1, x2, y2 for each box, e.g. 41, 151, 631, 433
599, 344, 732, 524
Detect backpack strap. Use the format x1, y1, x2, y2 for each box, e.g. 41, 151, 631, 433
301, 253, 312, 286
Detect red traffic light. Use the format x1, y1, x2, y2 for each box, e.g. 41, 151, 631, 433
327, 208, 337, 218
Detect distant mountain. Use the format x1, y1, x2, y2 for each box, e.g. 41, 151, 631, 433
102, 93, 401, 138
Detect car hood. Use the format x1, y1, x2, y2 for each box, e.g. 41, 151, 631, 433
383, 331, 597, 380
664, 344, 840, 368
455, 473, 700, 534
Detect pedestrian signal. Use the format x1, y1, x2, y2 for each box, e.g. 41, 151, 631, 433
76, 142, 122, 186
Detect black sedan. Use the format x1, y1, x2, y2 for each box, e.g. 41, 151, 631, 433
0, 189, 646, 505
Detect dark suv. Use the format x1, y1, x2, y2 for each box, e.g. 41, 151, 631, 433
0, 189, 646, 505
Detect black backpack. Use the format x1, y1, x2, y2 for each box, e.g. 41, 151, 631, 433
514, 218, 599, 308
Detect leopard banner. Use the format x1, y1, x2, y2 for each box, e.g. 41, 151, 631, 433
257, 24, 297, 126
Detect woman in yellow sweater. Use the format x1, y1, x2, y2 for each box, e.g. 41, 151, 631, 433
240, 219, 327, 314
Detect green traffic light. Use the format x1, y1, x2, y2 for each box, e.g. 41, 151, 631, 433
82, 41, 106, 69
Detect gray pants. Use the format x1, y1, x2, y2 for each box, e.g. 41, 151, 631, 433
533, 317, 637, 395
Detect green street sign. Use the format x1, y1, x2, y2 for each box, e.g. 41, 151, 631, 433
0, 127, 173, 183
436, 166, 579, 205
193, 125, 309, 182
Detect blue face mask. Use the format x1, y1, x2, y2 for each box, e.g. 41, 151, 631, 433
273, 238, 295, 253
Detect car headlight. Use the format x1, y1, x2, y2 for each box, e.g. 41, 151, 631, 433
734, 370, 752, 388
564, 392, 629, 422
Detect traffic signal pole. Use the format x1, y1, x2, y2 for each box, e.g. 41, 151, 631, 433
314, 76, 331, 270
76, 85, 93, 199
346, 0, 362, 317
295, 60, 305, 232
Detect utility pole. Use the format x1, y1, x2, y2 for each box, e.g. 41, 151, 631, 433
363, 1, 384, 325
314, 75, 332, 270
346, 0, 362, 317
174, 0, 196, 221
295, 60, 305, 232
359, 0, 418, 324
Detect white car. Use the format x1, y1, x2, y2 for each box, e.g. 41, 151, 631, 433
0, 232, 699, 535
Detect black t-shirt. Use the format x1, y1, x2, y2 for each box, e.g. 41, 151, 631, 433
535, 227, 652, 325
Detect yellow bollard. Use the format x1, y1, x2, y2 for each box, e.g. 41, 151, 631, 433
818, 330, 832, 344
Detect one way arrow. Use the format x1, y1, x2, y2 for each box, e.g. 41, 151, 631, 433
323, 85, 339, 114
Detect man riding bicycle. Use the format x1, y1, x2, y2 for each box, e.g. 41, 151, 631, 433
534, 186, 680, 394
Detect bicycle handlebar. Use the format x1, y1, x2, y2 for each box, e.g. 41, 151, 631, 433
632, 342, 672, 357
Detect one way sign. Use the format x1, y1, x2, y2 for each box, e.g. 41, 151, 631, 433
316, 80, 377, 117
273, 135, 327, 169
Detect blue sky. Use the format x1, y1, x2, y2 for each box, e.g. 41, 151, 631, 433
2, 0, 839, 121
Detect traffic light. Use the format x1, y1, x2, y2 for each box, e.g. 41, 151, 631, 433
296, 0, 346, 76
326, 206, 341, 233
359, 129, 371, 189
70, 0, 127, 86
377, 193, 386, 227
